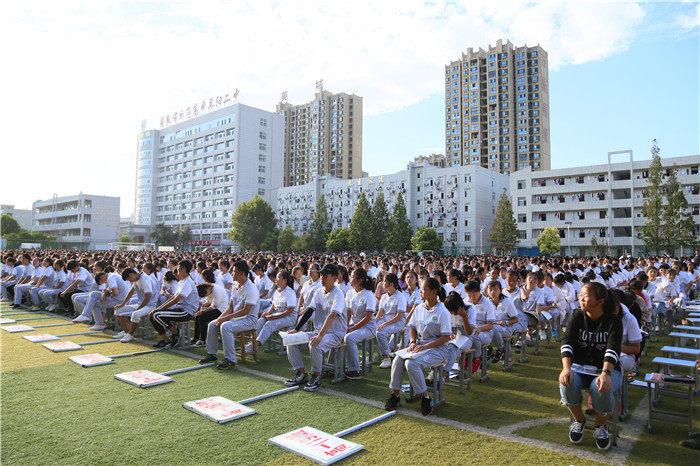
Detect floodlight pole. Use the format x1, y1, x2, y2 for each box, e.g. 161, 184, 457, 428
565, 221, 572, 256
480, 226, 484, 255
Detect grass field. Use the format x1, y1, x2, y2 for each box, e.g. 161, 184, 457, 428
1, 302, 698, 465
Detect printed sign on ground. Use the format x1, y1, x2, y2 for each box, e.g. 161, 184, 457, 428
0, 318, 16, 324
114, 370, 173, 388
68, 353, 115, 367
183, 396, 256, 423
23, 333, 60, 342
2, 324, 35, 333
43, 341, 82, 352
269, 426, 363, 465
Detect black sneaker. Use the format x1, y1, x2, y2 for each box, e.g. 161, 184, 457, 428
199, 354, 217, 364
569, 418, 585, 444
153, 340, 168, 348
284, 371, 308, 387
385, 393, 401, 411
594, 424, 611, 451
190, 337, 198, 345
491, 349, 503, 364
421, 396, 433, 416
303, 374, 323, 391
168, 333, 180, 348
344, 370, 361, 380
11, 304, 21, 309
216, 359, 236, 370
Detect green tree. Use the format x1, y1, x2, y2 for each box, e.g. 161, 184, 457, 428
119, 234, 134, 243
291, 234, 311, 252
536, 227, 561, 255
348, 192, 374, 251
261, 228, 280, 252
326, 228, 350, 252
371, 190, 389, 251
639, 139, 664, 255
410, 226, 442, 252
277, 225, 295, 252
1, 214, 22, 236
661, 165, 696, 255
308, 194, 331, 251
149, 223, 176, 246
176, 225, 192, 244
384, 192, 412, 252
228, 195, 276, 251
488, 188, 519, 256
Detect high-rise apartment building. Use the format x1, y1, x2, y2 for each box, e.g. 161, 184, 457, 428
135, 103, 284, 246
276, 90, 362, 186
445, 39, 551, 175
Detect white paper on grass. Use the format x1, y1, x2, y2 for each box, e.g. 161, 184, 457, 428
0, 318, 16, 324
23, 333, 60, 342
2, 324, 35, 333
43, 341, 82, 352
114, 370, 172, 388
183, 396, 255, 423
280, 331, 310, 347
269, 426, 363, 465
68, 353, 115, 367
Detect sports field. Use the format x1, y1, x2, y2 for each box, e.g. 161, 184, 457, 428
1, 302, 698, 465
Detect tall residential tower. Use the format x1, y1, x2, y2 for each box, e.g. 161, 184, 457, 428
276, 90, 362, 186
445, 39, 550, 175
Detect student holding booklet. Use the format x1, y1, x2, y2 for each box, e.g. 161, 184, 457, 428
441, 291, 477, 379
249, 270, 297, 353
343, 268, 377, 380
385, 277, 451, 416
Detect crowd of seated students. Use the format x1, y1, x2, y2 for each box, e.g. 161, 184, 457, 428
2, 249, 699, 445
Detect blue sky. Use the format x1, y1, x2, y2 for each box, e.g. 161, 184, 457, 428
2, 1, 698, 216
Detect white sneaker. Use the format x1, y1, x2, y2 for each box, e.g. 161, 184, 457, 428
193, 340, 206, 348
89, 324, 106, 331
72, 315, 90, 323
539, 330, 547, 340
112, 330, 126, 339
244, 342, 254, 354
47, 304, 56, 311
379, 358, 392, 369
121, 333, 134, 343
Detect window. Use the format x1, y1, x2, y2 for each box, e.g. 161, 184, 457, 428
258, 177, 265, 185
259, 154, 266, 161
257, 188, 266, 196
518, 230, 526, 240
258, 165, 266, 173
259, 143, 266, 150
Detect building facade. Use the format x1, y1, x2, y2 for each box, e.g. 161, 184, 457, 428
135, 104, 284, 247
32, 194, 120, 249
445, 39, 551, 175
276, 90, 362, 186
511, 153, 700, 256
412, 153, 447, 168
276, 163, 509, 253
0, 204, 32, 231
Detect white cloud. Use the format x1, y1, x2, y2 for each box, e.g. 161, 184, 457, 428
675, 3, 700, 32
0, 1, 654, 214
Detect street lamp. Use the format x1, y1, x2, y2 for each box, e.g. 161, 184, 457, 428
480, 226, 485, 256
565, 221, 572, 257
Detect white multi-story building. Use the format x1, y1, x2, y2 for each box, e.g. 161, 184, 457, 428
32, 194, 120, 249
276, 162, 510, 253
511, 153, 700, 256
135, 104, 284, 247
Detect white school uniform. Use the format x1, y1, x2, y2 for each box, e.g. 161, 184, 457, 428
344, 288, 377, 372
376, 290, 407, 356
256, 286, 298, 346
206, 279, 259, 364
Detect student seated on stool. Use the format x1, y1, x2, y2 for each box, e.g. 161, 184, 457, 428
385, 277, 451, 416
198, 260, 260, 369
559, 282, 623, 452
283, 264, 347, 392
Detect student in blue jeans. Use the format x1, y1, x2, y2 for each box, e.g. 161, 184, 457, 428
559, 282, 622, 451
